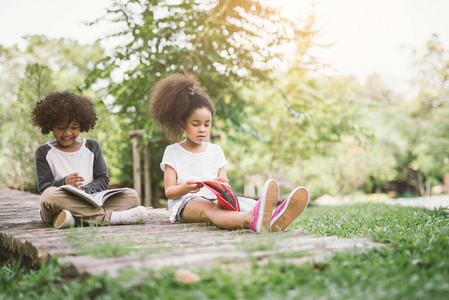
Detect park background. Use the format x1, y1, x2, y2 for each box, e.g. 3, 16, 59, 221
1, 0, 449, 206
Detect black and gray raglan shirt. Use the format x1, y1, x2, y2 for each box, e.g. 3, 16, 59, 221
35, 138, 110, 194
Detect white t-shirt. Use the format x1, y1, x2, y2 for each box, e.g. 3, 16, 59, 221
35, 138, 109, 194
46, 139, 94, 184
160, 142, 227, 221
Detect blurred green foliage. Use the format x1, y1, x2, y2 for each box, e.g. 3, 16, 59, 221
83, 0, 320, 200
0, 2, 448, 201
0, 36, 125, 192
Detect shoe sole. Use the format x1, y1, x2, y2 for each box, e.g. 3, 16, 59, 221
256, 180, 279, 232
270, 187, 309, 232
53, 210, 74, 229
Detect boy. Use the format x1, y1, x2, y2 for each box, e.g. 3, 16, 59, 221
32, 91, 148, 228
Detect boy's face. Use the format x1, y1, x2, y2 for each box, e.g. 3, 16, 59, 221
52, 121, 81, 151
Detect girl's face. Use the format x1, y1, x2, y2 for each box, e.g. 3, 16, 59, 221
183, 107, 212, 146
52, 120, 81, 151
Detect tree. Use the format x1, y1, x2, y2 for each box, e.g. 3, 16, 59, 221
0, 63, 55, 190
407, 34, 449, 194
87, 0, 316, 124
345, 35, 449, 197
0, 36, 115, 191
85, 0, 318, 200
217, 68, 379, 198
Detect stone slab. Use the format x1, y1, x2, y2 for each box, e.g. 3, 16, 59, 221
0, 186, 384, 278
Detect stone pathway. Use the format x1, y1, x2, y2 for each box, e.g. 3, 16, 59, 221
314, 193, 449, 214
387, 196, 449, 213
1, 186, 383, 278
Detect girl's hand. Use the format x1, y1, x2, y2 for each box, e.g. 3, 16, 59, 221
65, 172, 85, 188
185, 180, 202, 193
213, 177, 229, 184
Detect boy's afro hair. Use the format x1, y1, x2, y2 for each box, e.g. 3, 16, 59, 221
31, 91, 98, 135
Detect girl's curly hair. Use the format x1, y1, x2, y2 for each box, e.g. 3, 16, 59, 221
31, 91, 98, 135
149, 73, 216, 142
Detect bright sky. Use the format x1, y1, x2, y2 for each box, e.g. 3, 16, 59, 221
1, 0, 448, 98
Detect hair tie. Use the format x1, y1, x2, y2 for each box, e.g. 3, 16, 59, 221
189, 85, 198, 95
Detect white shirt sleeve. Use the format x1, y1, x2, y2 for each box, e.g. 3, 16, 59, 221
215, 144, 227, 169
160, 145, 176, 172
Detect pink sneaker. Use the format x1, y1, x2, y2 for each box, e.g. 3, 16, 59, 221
250, 179, 279, 233
270, 187, 309, 232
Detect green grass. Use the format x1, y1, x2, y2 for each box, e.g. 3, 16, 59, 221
1, 203, 449, 299
66, 223, 132, 258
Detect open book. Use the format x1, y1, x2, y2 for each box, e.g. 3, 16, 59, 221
196, 181, 240, 211
60, 184, 129, 208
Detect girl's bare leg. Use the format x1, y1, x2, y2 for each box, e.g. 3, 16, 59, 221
181, 197, 253, 230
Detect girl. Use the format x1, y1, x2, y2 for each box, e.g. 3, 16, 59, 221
32, 91, 148, 228
150, 73, 309, 232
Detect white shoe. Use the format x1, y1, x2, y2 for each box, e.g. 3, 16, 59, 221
119, 206, 148, 225
53, 209, 75, 229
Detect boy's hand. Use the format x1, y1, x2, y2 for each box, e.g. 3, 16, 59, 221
65, 172, 85, 188
185, 180, 202, 193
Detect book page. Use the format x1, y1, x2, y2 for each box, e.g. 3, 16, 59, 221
91, 188, 129, 205
60, 185, 101, 207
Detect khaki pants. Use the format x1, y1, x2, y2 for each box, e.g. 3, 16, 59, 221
40, 186, 140, 226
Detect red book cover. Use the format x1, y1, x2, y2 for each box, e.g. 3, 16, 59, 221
197, 181, 240, 211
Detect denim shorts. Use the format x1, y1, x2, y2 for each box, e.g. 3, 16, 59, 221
174, 195, 216, 222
